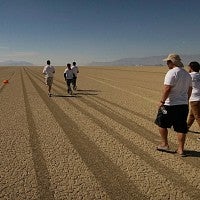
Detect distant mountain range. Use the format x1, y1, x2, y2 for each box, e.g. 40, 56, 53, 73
0, 60, 34, 66
1, 54, 200, 66
88, 54, 200, 66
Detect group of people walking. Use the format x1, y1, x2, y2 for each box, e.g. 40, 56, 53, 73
42, 55, 200, 157
64, 62, 79, 95
155, 54, 200, 157
42, 60, 79, 97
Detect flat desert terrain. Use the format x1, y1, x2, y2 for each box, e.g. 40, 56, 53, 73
0, 66, 200, 200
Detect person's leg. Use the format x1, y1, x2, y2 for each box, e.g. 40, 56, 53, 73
48, 85, 51, 93
46, 85, 51, 97
47, 77, 53, 96
67, 79, 73, 94
174, 105, 188, 155
69, 79, 73, 95
190, 101, 200, 140
176, 133, 186, 154
67, 80, 71, 93
187, 102, 195, 129
155, 106, 170, 149
73, 77, 77, 90
72, 77, 74, 88
158, 127, 169, 147
191, 101, 200, 127
45, 77, 47, 85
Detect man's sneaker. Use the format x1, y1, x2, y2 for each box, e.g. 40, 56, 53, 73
48, 93, 52, 97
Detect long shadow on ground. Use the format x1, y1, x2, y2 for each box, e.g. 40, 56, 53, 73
185, 150, 200, 157
52, 94, 78, 98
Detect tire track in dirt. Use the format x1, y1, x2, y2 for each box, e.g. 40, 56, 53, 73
87, 75, 160, 94
21, 69, 55, 200
27, 68, 200, 198
23, 69, 111, 199
25, 68, 148, 200
82, 95, 200, 167
84, 67, 165, 74
54, 81, 200, 198
26, 67, 158, 104
91, 95, 154, 122
89, 94, 200, 145
87, 76, 157, 104
29, 70, 200, 199
27, 66, 153, 121
28, 68, 200, 146
90, 94, 200, 144
68, 95, 200, 198
28, 68, 200, 168
88, 95, 200, 155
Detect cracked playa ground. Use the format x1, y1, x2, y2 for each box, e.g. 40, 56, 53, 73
0, 66, 200, 200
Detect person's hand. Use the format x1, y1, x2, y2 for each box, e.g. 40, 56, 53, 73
158, 101, 164, 108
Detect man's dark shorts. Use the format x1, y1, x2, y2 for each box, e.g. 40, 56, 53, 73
155, 104, 189, 133
45, 77, 53, 86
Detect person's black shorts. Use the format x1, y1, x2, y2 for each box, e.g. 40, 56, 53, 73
155, 104, 189, 133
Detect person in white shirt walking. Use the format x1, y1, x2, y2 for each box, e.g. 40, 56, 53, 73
187, 61, 200, 141
71, 61, 79, 90
42, 60, 55, 97
155, 54, 192, 157
64, 63, 74, 95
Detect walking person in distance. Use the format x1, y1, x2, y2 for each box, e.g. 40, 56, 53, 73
64, 63, 74, 95
42, 60, 55, 97
71, 61, 79, 90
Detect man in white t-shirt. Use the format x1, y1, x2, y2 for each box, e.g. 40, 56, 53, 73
42, 60, 55, 97
187, 61, 200, 141
155, 54, 192, 157
64, 63, 74, 95
71, 61, 79, 90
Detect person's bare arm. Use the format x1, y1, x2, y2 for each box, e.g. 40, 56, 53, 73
158, 85, 172, 107
188, 86, 192, 100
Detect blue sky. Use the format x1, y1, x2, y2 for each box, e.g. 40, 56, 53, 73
0, 0, 200, 65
